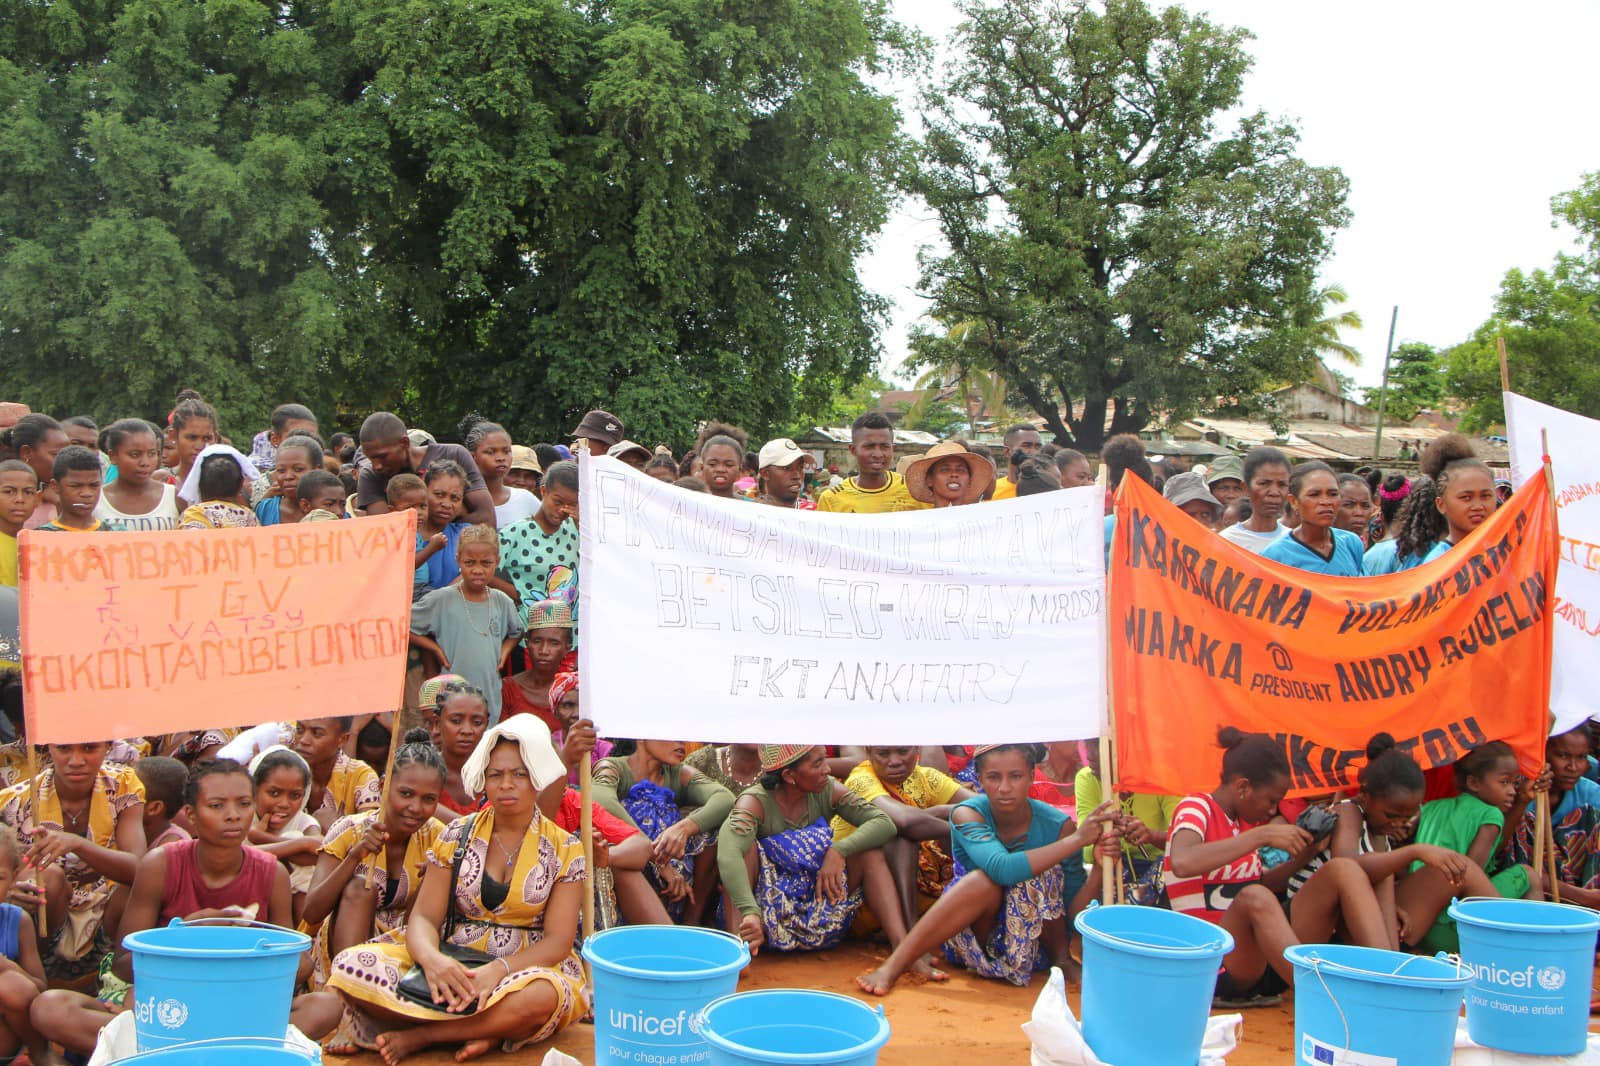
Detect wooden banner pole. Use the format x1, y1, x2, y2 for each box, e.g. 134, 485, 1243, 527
575, 440, 595, 942
1538, 429, 1561, 903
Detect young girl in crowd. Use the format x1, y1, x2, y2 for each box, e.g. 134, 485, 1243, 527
461, 415, 538, 527
1, 415, 67, 530
593, 741, 736, 925
1365, 434, 1496, 574
429, 680, 491, 816
415, 462, 472, 590
304, 731, 447, 995
1263, 461, 1366, 576
1335, 473, 1376, 548
179, 450, 261, 529
834, 746, 974, 947
1403, 740, 1543, 953
95, 419, 181, 531
498, 462, 579, 627
857, 744, 1112, 995
410, 526, 520, 722
255, 434, 325, 525
1162, 728, 1390, 1000
0, 463, 39, 588
249, 747, 323, 922
718, 745, 903, 956
31, 761, 342, 1055
0, 741, 145, 984
1513, 725, 1600, 908
699, 435, 747, 500
0, 827, 46, 1065
326, 718, 589, 1061
161, 394, 219, 506
293, 717, 382, 830
500, 601, 574, 728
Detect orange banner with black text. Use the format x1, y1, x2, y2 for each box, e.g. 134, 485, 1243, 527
1109, 473, 1557, 798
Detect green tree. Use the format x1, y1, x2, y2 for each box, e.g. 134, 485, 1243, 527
1365, 342, 1444, 423
910, 0, 1349, 450
1310, 284, 1363, 365
1445, 172, 1600, 430
0, 0, 911, 446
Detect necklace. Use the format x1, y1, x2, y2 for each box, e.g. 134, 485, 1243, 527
459, 586, 493, 637
490, 832, 524, 877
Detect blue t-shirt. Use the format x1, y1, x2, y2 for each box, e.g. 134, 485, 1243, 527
254, 496, 284, 526
1363, 537, 1450, 576
0, 901, 21, 960
1552, 774, 1600, 822
1262, 527, 1366, 577
950, 794, 1075, 887
423, 522, 470, 590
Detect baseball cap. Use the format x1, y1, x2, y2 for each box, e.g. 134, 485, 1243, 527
1165, 471, 1222, 513
758, 438, 809, 469
1205, 453, 1244, 486
570, 410, 624, 448
510, 445, 542, 473
406, 428, 436, 448
607, 440, 651, 462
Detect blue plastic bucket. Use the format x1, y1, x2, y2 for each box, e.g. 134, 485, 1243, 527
697, 990, 889, 1066
114, 1037, 318, 1066
1285, 944, 1471, 1066
1449, 897, 1600, 1055
1074, 904, 1233, 1065
582, 925, 750, 1066
122, 919, 311, 1052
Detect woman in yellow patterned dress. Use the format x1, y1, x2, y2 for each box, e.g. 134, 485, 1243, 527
326, 717, 586, 1064
0, 742, 145, 982
304, 731, 448, 992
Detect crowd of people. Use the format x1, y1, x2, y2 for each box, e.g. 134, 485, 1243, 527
0, 392, 1580, 1065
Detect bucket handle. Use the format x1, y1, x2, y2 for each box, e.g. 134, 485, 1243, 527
163, 916, 300, 952
1305, 950, 1467, 1061
1080, 925, 1228, 957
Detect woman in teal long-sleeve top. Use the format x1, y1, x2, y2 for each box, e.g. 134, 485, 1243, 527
718, 745, 913, 962
857, 743, 1112, 995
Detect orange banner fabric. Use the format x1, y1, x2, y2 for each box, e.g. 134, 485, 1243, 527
1110, 474, 1556, 797
18, 512, 416, 744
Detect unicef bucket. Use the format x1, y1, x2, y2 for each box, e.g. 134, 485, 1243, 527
1074, 904, 1233, 1065
582, 926, 750, 1066
116, 1038, 318, 1066
1449, 897, 1600, 1055
697, 990, 889, 1066
122, 919, 311, 1052
1285, 944, 1471, 1066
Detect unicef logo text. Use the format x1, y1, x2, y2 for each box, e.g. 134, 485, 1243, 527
1538, 966, 1567, 992
1468, 961, 1567, 993
133, 996, 190, 1030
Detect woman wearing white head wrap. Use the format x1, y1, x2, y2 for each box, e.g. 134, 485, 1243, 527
325, 716, 588, 1058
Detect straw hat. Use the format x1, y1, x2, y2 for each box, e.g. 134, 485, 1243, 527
904, 441, 995, 505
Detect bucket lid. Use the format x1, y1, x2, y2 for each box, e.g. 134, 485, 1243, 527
1447, 897, 1600, 934
581, 926, 750, 981
1283, 944, 1473, 989
697, 990, 890, 1065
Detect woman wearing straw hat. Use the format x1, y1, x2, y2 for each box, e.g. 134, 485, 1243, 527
904, 441, 995, 508
718, 746, 920, 964
327, 716, 588, 1063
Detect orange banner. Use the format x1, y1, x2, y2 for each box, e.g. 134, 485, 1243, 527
18, 512, 415, 744
1110, 474, 1556, 797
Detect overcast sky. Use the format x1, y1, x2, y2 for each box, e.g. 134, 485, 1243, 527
861, 0, 1598, 392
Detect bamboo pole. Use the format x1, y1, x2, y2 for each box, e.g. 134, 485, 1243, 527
26, 745, 44, 938
574, 440, 595, 941
1497, 336, 1511, 394
1102, 480, 1122, 905
1538, 428, 1561, 903
366, 507, 419, 889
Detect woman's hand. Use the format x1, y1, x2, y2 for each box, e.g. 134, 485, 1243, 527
816, 847, 848, 903
652, 821, 697, 863
26, 829, 83, 871
420, 952, 479, 1014
1395, 905, 1413, 944
1250, 823, 1312, 853
470, 959, 510, 1009
560, 719, 597, 771
7, 879, 41, 912
1066, 801, 1118, 850
356, 820, 389, 860
654, 863, 692, 904
737, 914, 765, 956
1416, 844, 1469, 884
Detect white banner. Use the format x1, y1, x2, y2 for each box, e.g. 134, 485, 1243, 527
1505, 391, 1598, 735
577, 455, 1106, 745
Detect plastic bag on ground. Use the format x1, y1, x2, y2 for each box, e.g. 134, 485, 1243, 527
88, 1012, 323, 1066
1451, 1020, 1600, 1064
1022, 966, 1242, 1066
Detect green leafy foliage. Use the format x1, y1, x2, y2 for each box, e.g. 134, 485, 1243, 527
1367, 342, 1445, 423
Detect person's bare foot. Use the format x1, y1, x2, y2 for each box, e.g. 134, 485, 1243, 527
454, 1038, 495, 1062
856, 965, 899, 996
910, 954, 948, 982
375, 1027, 432, 1066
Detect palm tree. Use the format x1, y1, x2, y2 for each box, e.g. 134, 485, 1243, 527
902, 319, 1011, 432
1311, 284, 1364, 365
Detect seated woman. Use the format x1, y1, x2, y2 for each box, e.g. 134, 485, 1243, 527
500, 601, 574, 729
717, 745, 905, 958
1511, 725, 1600, 908
833, 746, 974, 942
0, 741, 145, 985
593, 741, 735, 926
547, 674, 610, 780
428, 680, 491, 817
857, 744, 1111, 995
1161, 729, 1389, 1001
248, 747, 322, 923
326, 716, 588, 1064
30, 760, 341, 1056
304, 732, 448, 992
1402, 741, 1543, 953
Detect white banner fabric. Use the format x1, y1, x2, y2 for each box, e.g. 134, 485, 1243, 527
577, 455, 1107, 745
1505, 390, 1599, 735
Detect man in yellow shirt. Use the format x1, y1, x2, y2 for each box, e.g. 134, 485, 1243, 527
989, 424, 1043, 500
816, 413, 924, 513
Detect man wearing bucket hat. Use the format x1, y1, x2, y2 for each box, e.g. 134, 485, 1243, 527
506, 445, 542, 495
1204, 452, 1245, 509
571, 410, 624, 457
756, 438, 815, 510
606, 440, 651, 471
1163, 471, 1223, 529
718, 745, 909, 958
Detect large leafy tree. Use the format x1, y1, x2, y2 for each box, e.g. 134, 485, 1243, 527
0, 0, 909, 446
1446, 173, 1600, 430
910, 0, 1350, 450
1366, 342, 1445, 423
